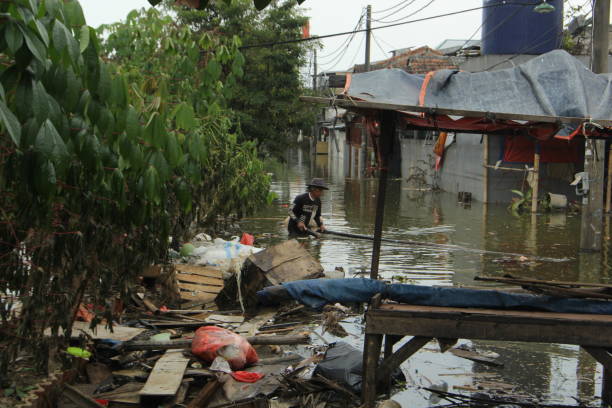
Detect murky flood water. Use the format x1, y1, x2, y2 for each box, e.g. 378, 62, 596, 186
240, 148, 612, 407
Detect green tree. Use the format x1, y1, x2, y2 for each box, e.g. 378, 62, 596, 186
172, 0, 318, 156
0, 0, 269, 382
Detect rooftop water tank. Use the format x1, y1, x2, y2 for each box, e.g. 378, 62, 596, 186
481, 0, 564, 55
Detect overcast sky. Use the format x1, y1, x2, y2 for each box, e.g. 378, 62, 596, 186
81, 0, 592, 73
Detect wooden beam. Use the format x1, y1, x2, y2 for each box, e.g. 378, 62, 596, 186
606, 146, 612, 213
140, 350, 190, 404
124, 335, 310, 351
300, 96, 612, 128
381, 335, 402, 393
370, 110, 394, 279
362, 333, 383, 407
365, 307, 612, 347
376, 336, 431, 381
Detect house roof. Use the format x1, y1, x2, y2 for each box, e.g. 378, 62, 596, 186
352, 46, 458, 74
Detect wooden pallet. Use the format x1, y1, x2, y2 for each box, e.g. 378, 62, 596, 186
170, 264, 224, 304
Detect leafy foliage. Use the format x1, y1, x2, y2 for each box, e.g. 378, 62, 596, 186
172, 0, 318, 156
0, 0, 270, 381
149, 0, 307, 11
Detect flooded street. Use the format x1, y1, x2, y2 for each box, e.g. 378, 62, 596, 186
240, 148, 612, 407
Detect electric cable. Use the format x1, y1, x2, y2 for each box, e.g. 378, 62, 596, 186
457, 4, 524, 54
372, 0, 419, 21
240, 3, 539, 50
372, 0, 415, 14
318, 11, 365, 61
372, 32, 390, 57
371, 0, 436, 25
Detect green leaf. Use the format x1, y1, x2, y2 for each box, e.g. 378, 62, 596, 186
0, 83, 4, 101
146, 114, 164, 148
44, 0, 61, 19
5, 23, 24, 53
151, 150, 169, 181
0, 101, 22, 146
98, 63, 112, 100
79, 24, 89, 53
52, 20, 78, 60
19, 25, 47, 62
82, 132, 100, 169
125, 106, 140, 139
176, 179, 191, 213
63, 1, 85, 28
33, 19, 49, 47
175, 103, 197, 131
63, 68, 80, 111
32, 81, 50, 123
144, 165, 160, 204
165, 134, 181, 167
34, 119, 68, 162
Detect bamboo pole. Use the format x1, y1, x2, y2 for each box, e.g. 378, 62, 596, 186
483, 135, 489, 203
531, 144, 540, 213
606, 146, 612, 213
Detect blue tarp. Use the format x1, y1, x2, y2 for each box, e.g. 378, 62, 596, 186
260, 278, 612, 315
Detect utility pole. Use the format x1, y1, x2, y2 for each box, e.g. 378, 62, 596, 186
312, 48, 317, 91
365, 5, 372, 72
580, 0, 610, 252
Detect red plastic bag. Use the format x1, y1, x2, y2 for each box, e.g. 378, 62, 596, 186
240, 232, 254, 246
231, 371, 265, 383
191, 326, 258, 370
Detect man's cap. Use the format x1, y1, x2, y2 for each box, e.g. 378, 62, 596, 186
307, 178, 329, 190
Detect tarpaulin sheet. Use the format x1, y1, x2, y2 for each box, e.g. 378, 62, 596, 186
347, 50, 612, 124
503, 135, 582, 163
277, 278, 612, 315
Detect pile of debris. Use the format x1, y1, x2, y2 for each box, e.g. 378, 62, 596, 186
51, 240, 379, 408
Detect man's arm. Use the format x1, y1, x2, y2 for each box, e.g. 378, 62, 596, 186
289, 196, 306, 230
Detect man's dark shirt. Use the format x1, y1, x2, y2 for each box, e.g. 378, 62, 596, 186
288, 192, 322, 234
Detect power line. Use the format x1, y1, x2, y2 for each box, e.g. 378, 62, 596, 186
372, 0, 436, 25
318, 10, 366, 60
372, 32, 390, 57
372, 0, 415, 14
240, 3, 537, 50
318, 18, 365, 70
372, 0, 419, 20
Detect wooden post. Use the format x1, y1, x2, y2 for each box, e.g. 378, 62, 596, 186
370, 110, 394, 280
531, 143, 540, 213
582, 346, 612, 406
581, 0, 609, 251
483, 134, 489, 203
580, 139, 605, 251
606, 146, 612, 213
363, 294, 383, 407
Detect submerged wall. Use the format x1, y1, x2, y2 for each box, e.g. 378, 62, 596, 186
400, 132, 582, 204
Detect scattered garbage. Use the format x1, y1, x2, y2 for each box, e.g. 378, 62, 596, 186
66, 347, 92, 359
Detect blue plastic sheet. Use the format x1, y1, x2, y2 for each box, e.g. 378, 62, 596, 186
271, 278, 612, 315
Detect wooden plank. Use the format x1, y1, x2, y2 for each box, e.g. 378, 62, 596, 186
45, 322, 145, 342
176, 273, 223, 286
376, 304, 612, 324
365, 311, 612, 347
583, 346, 612, 406
63, 384, 105, 408
377, 336, 431, 381
178, 281, 223, 294
179, 292, 217, 303
140, 349, 190, 401
174, 264, 223, 279
300, 96, 612, 128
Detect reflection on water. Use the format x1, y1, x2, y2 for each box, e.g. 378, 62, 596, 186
240, 149, 611, 406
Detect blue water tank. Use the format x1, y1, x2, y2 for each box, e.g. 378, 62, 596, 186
481, 0, 564, 55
